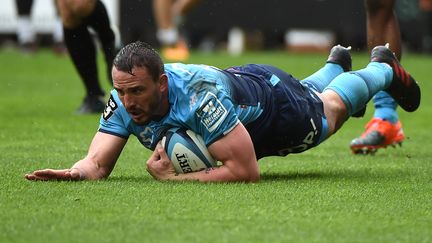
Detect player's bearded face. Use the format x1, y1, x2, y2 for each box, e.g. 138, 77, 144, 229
125, 81, 164, 125
135, 87, 163, 125
113, 67, 166, 125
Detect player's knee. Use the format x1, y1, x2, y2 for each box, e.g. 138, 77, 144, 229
57, 0, 97, 28
365, 0, 395, 14
320, 91, 348, 135
68, 0, 96, 14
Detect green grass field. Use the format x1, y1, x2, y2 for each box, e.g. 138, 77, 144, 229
1, 47, 431, 243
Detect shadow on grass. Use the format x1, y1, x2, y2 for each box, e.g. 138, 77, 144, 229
36, 167, 406, 184
260, 167, 406, 182
261, 171, 329, 181
108, 172, 352, 183
106, 176, 154, 183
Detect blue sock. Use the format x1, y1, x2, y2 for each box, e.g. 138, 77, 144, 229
372, 91, 399, 123
323, 62, 393, 116
301, 63, 344, 92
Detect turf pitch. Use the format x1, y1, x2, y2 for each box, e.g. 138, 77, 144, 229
1, 47, 431, 242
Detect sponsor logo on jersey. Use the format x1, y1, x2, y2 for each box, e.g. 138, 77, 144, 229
103, 95, 118, 120
196, 92, 227, 132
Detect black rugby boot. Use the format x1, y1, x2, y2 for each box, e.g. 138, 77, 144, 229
370, 43, 421, 112
326, 44, 352, 72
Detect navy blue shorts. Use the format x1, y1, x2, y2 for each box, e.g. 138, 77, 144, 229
227, 64, 328, 158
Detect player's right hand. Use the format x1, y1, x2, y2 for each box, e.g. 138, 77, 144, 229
146, 143, 176, 181
25, 168, 82, 181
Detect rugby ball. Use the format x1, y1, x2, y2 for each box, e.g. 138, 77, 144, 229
161, 128, 216, 174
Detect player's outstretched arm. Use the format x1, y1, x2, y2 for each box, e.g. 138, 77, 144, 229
25, 132, 127, 181
146, 123, 260, 182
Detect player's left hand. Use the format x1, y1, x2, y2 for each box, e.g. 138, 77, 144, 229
146, 143, 177, 180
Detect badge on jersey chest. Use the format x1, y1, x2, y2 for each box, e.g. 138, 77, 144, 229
196, 92, 227, 132
103, 95, 118, 120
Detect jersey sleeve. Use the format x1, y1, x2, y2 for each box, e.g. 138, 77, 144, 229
98, 92, 130, 139
194, 90, 239, 146
165, 63, 240, 146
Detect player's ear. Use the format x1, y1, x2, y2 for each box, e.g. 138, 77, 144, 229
158, 74, 168, 92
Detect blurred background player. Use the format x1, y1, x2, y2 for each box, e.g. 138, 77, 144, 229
350, 0, 406, 154
15, 0, 65, 54
15, 0, 36, 52
420, 0, 432, 53
152, 0, 201, 61
56, 0, 116, 114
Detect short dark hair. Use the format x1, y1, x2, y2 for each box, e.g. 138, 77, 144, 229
113, 41, 164, 81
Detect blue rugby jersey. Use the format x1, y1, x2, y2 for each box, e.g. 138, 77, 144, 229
99, 63, 325, 158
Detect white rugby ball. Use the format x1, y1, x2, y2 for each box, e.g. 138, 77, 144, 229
161, 128, 216, 174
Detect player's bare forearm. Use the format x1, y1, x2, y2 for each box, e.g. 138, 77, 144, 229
148, 163, 260, 183
168, 164, 260, 182
70, 158, 110, 180
147, 123, 260, 183
146, 146, 260, 182
25, 132, 127, 181
146, 132, 260, 183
